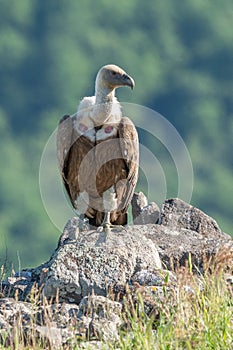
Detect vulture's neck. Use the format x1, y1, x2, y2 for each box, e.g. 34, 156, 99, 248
93, 85, 117, 125
95, 85, 115, 104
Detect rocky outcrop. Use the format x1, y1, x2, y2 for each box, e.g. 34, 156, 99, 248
0, 197, 232, 348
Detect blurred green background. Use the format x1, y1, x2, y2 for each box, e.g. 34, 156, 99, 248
0, 0, 232, 271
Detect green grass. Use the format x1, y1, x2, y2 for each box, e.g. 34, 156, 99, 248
0, 256, 232, 349
115, 255, 233, 350
154, 274, 233, 350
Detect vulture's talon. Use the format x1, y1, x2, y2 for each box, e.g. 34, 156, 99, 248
98, 223, 126, 233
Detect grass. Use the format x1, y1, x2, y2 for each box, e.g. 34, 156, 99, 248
0, 254, 232, 349
116, 251, 233, 350
155, 271, 233, 350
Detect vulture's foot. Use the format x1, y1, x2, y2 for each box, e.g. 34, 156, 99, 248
97, 223, 126, 234
97, 211, 126, 233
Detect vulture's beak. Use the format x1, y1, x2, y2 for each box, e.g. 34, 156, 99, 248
122, 74, 135, 90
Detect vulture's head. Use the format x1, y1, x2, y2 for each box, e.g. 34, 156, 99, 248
95, 64, 135, 93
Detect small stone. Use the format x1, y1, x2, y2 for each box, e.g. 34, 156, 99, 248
132, 192, 160, 225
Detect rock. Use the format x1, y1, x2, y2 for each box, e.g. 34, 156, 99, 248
57, 216, 89, 247
42, 227, 162, 303
131, 269, 176, 286
0, 298, 35, 327
132, 192, 160, 225
78, 295, 122, 318
77, 295, 122, 342
23, 325, 64, 349
0, 296, 122, 347
154, 198, 233, 270
146, 224, 232, 271
160, 198, 222, 235
0, 298, 45, 347
2, 270, 33, 299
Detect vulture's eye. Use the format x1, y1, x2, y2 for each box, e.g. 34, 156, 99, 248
111, 71, 117, 76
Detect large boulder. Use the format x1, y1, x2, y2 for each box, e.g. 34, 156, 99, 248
42, 225, 162, 303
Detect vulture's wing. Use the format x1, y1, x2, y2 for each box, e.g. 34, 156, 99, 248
57, 115, 74, 174
118, 116, 139, 212
57, 114, 76, 204
56, 114, 94, 207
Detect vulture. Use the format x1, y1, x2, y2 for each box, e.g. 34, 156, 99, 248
57, 64, 139, 231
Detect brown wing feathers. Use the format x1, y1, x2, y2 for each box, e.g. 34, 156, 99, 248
118, 117, 139, 212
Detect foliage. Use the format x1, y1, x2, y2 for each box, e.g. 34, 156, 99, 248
0, 0, 232, 269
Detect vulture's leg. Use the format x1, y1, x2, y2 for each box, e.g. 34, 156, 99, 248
76, 213, 89, 232
74, 191, 90, 232
99, 186, 125, 233
102, 211, 111, 228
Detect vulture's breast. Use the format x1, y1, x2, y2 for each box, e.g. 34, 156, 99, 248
74, 119, 127, 198
95, 130, 127, 197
